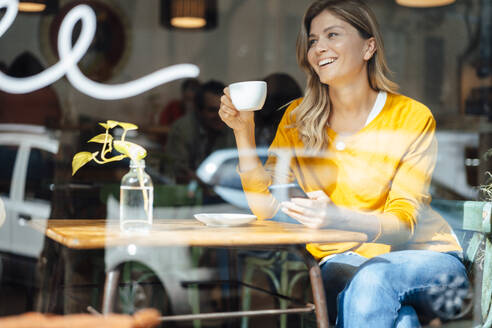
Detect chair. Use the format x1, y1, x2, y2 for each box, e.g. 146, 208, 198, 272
431, 199, 492, 327
240, 250, 309, 328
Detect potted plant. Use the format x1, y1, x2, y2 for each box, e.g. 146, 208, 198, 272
72, 120, 153, 232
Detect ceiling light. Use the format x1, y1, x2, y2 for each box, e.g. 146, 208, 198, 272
18, 0, 58, 14
18, 2, 46, 12
172, 0, 205, 28
171, 16, 206, 29
396, 0, 455, 7
161, 0, 217, 30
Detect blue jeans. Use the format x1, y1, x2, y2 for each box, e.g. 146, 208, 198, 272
320, 250, 468, 328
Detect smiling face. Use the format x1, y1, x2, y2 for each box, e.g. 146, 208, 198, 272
307, 10, 375, 87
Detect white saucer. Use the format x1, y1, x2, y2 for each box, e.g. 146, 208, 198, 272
194, 213, 256, 227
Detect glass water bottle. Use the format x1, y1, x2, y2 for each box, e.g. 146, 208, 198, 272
120, 159, 154, 232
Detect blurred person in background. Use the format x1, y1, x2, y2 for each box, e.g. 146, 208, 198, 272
219, 0, 467, 326
158, 78, 201, 129
153, 78, 201, 146
0, 52, 62, 129
255, 73, 303, 147
165, 80, 235, 202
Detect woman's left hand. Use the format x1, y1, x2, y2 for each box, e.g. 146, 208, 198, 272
280, 190, 340, 229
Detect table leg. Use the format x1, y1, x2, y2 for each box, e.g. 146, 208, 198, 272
102, 268, 120, 314
47, 250, 63, 313
294, 246, 330, 328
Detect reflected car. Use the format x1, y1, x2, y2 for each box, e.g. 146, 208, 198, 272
197, 147, 305, 209
0, 124, 58, 290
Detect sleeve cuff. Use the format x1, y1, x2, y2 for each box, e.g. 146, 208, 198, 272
237, 164, 272, 193
374, 212, 413, 245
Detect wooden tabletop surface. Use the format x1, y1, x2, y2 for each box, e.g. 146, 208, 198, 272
29, 219, 368, 249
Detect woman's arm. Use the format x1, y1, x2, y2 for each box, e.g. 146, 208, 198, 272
219, 88, 262, 172
281, 190, 385, 241
219, 91, 302, 219
219, 88, 280, 218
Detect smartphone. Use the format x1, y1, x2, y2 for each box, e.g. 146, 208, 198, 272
268, 183, 307, 202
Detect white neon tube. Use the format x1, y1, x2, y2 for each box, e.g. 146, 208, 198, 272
0, 0, 200, 99
0, 4, 94, 93
0, 0, 18, 38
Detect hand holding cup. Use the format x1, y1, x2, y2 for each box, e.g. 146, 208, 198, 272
219, 81, 267, 132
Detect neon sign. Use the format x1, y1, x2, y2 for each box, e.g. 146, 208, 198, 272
0, 0, 200, 100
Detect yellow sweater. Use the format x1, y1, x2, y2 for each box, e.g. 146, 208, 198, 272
239, 93, 461, 260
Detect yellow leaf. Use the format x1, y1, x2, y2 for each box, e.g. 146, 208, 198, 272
106, 120, 119, 128
117, 122, 138, 130
99, 123, 108, 129
114, 140, 147, 160
72, 151, 96, 175
88, 133, 113, 144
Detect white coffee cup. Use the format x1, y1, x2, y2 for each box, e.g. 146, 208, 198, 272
228, 81, 267, 111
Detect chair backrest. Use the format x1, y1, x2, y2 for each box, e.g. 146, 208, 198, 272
431, 199, 492, 326
431, 200, 491, 261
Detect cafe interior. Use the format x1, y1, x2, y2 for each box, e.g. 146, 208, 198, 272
0, 0, 491, 327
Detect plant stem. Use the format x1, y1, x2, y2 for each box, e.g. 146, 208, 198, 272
101, 128, 110, 161
136, 163, 150, 219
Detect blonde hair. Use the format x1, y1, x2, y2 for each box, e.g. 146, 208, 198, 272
293, 0, 399, 151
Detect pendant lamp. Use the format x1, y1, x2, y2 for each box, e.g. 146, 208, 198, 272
161, 0, 217, 30
396, 0, 455, 7
18, 0, 58, 13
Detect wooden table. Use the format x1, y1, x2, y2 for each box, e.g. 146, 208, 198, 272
31, 218, 368, 328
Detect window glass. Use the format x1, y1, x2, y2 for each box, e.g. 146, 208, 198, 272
0, 0, 490, 322
25, 148, 55, 202
0, 145, 17, 196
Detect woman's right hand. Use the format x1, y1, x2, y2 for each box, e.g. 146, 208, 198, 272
219, 87, 255, 132
280, 190, 339, 229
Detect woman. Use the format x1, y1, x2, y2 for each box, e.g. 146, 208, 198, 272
219, 0, 467, 327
